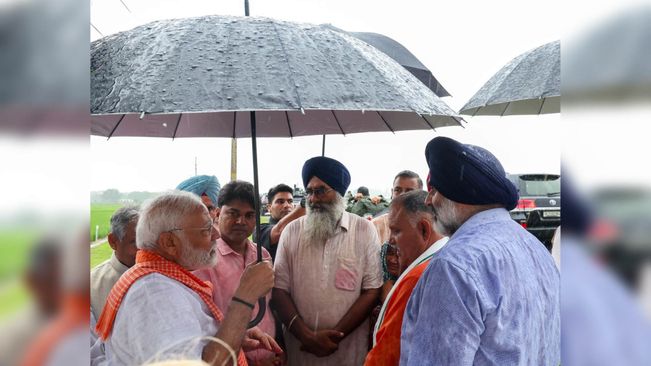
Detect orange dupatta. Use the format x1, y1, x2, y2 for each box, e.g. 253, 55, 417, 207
95, 250, 247, 366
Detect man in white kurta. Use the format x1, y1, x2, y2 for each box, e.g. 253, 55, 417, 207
273, 156, 382, 366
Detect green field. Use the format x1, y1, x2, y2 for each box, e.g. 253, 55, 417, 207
91, 203, 123, 242
0, 230, 38, 321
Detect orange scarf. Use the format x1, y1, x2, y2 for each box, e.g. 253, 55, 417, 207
95, 250, 247, 366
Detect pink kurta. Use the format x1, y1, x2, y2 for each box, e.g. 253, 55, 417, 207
274, 212, 383, 366
193, 238, 275, 363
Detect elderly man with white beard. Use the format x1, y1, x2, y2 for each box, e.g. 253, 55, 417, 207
400, 137, 560, 366
272, 156, 383, 366
93, 191, 280, 366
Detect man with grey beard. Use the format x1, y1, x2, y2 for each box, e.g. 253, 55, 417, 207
400, 137, 560, 366
272, 156, 383, 366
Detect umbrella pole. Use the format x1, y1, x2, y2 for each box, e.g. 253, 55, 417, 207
249, 110, 266, 328
322, 135, 326, 156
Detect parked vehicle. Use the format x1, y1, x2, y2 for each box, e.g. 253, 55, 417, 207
507, 173, 561, 250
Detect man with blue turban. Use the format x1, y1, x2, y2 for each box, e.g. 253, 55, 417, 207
400, 137, 560, 365
176, 175, 221, 220
272, 156, 382, 366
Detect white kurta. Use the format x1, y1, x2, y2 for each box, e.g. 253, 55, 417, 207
274, 212, 383, 366
103, 273, 219, 366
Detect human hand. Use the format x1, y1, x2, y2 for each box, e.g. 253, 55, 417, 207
299, 329, 344, 357
354, 193, 363, 201
242, 327, 284, 354
371, 196, 381, 205
234, 261, 274, 303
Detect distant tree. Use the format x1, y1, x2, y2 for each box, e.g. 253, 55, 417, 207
101, 188, 121, 203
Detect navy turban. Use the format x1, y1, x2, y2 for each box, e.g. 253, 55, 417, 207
302, 157, 351, 196
176, 175, 221, 205
425, 137, 518, 210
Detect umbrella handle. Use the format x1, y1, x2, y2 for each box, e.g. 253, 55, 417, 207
247, 298, 266, 328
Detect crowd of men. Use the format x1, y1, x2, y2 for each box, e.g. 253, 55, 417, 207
89, 136, 560, 366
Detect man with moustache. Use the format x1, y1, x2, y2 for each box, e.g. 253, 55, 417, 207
94, 191, 280, 366
364, 190, 447, 366
194, 181, 279, 366
272, 156, 383, 366
400, 137, 560, 365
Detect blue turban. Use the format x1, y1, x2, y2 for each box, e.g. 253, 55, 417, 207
425, 137, 518, 210
176, 175, 221, 205
302, 156, 350, 196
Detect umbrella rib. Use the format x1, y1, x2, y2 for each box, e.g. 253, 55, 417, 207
377, 112, 396, 134
500, 102, 510, 117
419, 113, 436, 131
106, 114, 126, 140
537, 97, 546, 114
171, 114, 182, 140
271, 21, 304, 110
331, 110, 346, 135
452, 116, 465, 128
285, 111, 294, 138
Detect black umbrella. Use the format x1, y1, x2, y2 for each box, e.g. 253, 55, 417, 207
91, 14, 462, 326
323, 24, 451, 97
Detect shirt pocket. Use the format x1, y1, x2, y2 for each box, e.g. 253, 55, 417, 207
335, 256, 358, 291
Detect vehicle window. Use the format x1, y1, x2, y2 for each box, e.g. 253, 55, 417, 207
515, 174, 560, 196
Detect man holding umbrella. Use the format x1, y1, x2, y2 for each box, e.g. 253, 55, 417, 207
272, 156, 382, 366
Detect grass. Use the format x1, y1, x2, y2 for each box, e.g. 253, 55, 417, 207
0, 280, 30, 322
90, 203, 123, 242
0, 230, 37, 283
91, 242, 113, 269
0, 229, 38, 320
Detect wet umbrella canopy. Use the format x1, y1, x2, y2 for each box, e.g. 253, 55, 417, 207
91, 15, 461, 326
91, 15, 461, 138
322, 24, 451, 97
459, 40, 560, 116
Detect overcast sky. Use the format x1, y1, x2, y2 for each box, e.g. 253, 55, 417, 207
89, 0, 568, 196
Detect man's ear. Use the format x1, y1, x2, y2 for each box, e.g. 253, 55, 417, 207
107, 232, 118, 251
157, 232, 180, 258
418, 218, 432, 241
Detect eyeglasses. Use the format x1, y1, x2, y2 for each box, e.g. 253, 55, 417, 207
305, 187, 334, 197
169, 224, 215, 237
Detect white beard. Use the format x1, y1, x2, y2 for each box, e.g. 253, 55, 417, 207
432, 197, 463, 237
178, 238, 218, 271
302, 194, 345, 245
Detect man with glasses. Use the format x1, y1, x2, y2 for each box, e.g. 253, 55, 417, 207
194, 180, 279, 366
364, 190, 447, 366
94, 191, 279, 366
273, 156, 382, 366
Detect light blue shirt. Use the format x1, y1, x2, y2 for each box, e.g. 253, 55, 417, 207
400, 208, 560, 365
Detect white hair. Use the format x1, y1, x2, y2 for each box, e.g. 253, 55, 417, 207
136, 190, 205, 250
